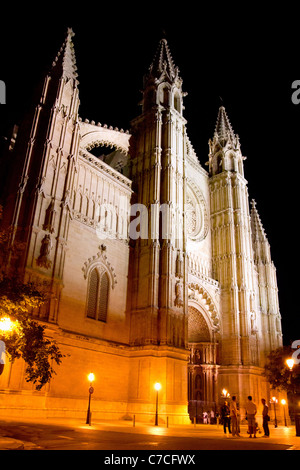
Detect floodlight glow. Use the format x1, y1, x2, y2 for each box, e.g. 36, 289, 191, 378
0, 317, 19, 333
88, 373, 95, 383
286, 358, 295, 371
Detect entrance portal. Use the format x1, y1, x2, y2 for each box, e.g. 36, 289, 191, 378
187, 305, 219, 423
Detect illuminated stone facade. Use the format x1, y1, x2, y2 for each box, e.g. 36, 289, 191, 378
0, 29, 285, 424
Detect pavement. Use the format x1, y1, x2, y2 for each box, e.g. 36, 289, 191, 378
0, 415, 299, 451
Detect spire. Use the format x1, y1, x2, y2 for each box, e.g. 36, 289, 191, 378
141, 37, 184, 113
51, 28, 78, 83
214, 106, 236, 146
250, 199, 271, 264
250, 199, 268, 243
208, 105, 244, 176
147, 38, 181, 83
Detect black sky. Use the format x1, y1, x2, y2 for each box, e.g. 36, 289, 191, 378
0, 3, 299, 345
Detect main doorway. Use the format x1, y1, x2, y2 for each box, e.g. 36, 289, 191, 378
187, 304, 219, 423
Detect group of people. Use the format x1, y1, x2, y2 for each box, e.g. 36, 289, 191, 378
220, 396, 270, 438
202, 410, 215, 424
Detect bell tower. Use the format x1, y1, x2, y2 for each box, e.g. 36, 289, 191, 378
208, 106, 266, 410
128, 38, 190, 423
4, 28, 80, 322
209, 106, 257, 366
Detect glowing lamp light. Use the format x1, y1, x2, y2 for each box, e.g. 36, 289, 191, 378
286, 358, 295, 371
221, 388, 230, 398
154, 382, 161, 391
0, 317, 19, 333
88, 373, 95, 383
281, 399, 286, 405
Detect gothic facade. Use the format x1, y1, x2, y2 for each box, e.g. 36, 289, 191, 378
0, 30, 284, 423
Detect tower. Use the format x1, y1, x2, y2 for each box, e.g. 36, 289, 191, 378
3, 28, 80, 321
208, 106, 264, 407
250, 199, 282, 354
127, 38, 190, 422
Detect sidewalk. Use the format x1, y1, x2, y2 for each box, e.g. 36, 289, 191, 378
62, 416, 300, 449
0, 415, 299, 450
0, 437, 25, 450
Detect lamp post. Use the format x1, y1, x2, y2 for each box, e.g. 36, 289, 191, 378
281, 399, 287, 427
285, 358, 300, 435
154, 382, 161, 426
0, 339, 5, 375
86, 372, 95, 425
271, 396, 278, 428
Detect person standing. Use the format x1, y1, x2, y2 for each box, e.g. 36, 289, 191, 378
220, 401, 231, 436
261, 398, 270, 437
230, 396, 241, 437
246, 396, 257, 438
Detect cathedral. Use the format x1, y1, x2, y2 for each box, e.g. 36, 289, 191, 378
0, 29, 284, 424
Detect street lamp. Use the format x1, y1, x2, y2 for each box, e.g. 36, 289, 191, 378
286, 358, 295, 371
271, 396, 278, 428
0, 317, 20, 376
286, 358, 295, 387
154, 382, 161, 426
0, 317, 19, 333
221, 388, 230, 399
86, 372, 95, 425
281, 399, 287, 427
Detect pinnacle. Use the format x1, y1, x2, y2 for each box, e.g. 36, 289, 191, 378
214, 106, 236, 144
250, 199, 267, 243
148, 37, 179, 81
67, 27, 75, 39
51, 27, 78, 82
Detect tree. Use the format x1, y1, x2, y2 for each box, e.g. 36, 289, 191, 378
263, 345, 300, 394
0, 228, 65, 390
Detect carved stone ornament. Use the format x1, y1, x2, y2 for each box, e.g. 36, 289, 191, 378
250, 312, 258, 335
185, 180, 209, 242
82, 244, 117, 289
188, 282, 220, 332
174, 280, 183, 307
37, 234, 52, 269
175, 250, 183, 278
43, 199, 56, 233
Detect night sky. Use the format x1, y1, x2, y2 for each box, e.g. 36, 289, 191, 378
0, 3, 299, 346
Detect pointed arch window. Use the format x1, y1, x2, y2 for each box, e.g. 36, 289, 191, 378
86, 267, 109, 322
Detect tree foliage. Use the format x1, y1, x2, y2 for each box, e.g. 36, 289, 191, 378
263, 345, 300, 394
0, 227, 65, 390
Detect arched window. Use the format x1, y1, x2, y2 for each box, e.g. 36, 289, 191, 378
86, 267, 109, 322
87, 268, 99, 319
98, 272, 109, 322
